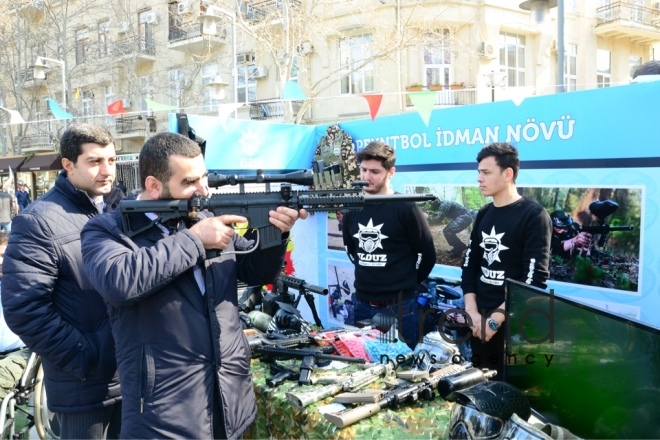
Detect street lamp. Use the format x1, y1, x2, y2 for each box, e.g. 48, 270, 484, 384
33, 56, 67, 112
519, 0, 565, 93
200, 5, 238, 117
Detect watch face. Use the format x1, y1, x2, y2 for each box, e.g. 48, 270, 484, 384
488, 318, 499, 331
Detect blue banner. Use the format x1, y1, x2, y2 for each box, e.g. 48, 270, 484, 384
169, 113, 317, 173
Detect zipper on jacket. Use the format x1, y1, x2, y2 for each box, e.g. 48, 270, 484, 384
140, 398, 144, 413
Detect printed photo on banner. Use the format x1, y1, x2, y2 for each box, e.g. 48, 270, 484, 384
326, 262, 356, 326
327, 211, 344, 251
406, 184, 642, 294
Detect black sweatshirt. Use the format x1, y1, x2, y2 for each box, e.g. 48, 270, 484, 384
342, 200, 436, 301
461, 197, 552, 311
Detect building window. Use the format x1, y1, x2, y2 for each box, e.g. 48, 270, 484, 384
339, 34, 374, 94
424, 29, 451, 87
104, 85, 114, 125
75, 29, 90, 65
499, 32, 526, 87
168, 69, 184, 107
290, 56, 299, 81
596, 49, 611, 88
237, 64, 257, 103
81, 90, 94, 121
564, 44, 577, 91
98, 20, 110, 58
201, 64, 219, 112
139, 10, 155, 53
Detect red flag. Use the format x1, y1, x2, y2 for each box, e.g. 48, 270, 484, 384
107, 99, 127, 115
361, 94, 383, 121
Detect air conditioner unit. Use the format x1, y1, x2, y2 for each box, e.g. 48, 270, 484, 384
122, 99, 132, 109
119, 21, 130, 33
177, 1, 192, 15
296, 41, 314, 55
250, 66, 268, 79
144, 12, 159, 25
237, 52, 256, 64
478, 41, 497, 59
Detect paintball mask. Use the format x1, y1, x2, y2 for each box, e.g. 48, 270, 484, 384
447, 381, 531, 439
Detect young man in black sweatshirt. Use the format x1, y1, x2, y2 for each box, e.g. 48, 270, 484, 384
461, 142, 552, 379
342, 141, 436, 348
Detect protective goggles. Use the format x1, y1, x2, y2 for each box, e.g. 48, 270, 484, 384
448, 404, 552, 440
448, 402, 505, 439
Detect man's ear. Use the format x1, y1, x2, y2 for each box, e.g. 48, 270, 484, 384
61, 158, 74, 174
388, 166, 396, 179
144, 176, 163, 200
505, 167, 514, 181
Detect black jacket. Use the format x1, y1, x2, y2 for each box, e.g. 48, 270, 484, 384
81, 209, 287, 439
2, 171, 124, 412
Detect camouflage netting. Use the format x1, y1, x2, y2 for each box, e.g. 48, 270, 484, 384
245, 360, 452, 439
313, 124, 360, 189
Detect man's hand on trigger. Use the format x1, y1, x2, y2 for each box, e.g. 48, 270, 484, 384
189, 215, 247, 250
268, 207, 308, 233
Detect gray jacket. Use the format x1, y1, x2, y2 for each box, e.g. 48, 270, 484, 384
81, 208, 287, 439
2, 171, 123, 412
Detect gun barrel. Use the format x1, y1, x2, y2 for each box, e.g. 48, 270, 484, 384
580, 225, 634, 233
278, 275, 328, 295
364, 194, 437, 204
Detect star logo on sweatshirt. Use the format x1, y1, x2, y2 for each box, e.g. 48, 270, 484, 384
480, 226, 508, 265
354, 219, 388, 253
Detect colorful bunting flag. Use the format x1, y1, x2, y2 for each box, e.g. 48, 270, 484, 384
407, 91, 437, 126
217, 103, 245, 129
45, 98, 73, 120
107, 99, 128, 115
144, 98, 178, 112
360, 94, 383, 121
0, 106, 26, 124
283, 80, 307, 101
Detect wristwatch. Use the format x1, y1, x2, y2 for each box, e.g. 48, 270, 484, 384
487, 317, 501, 331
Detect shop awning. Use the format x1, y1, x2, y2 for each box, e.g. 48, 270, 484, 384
0, 156, 26, 173
18, 153, 62, 171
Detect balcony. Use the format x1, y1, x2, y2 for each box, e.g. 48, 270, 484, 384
168, 19, 227, 52
595, 2, 660, 44
406, 87, 478, 107
20, 133, 56, 153
112, 36, 156, 64
242, 0, 301, 24
248, 99, 305, 120
110, 115, 156, 140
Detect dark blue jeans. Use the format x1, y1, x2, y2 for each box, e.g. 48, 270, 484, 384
352, 294, 419, 349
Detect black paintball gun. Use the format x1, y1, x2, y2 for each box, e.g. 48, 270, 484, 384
256, 345, 366, 385
578, 200, 633, 247
119, 167, 436, 252
269, 274, 328, 328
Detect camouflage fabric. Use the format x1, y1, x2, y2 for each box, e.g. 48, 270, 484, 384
0, 348, 30, 399
245, 360, 452, 439
314, 124, 360, 189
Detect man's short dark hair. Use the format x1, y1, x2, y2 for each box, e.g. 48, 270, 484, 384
632, 60, 660, 79
356, 141, 396, 171
477, 142, 520, 181
0, 231, 8, 247
59, 124, 114, 163
139, 132, 202, 190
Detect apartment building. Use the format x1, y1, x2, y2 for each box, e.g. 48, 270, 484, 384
0, 0, 658, 195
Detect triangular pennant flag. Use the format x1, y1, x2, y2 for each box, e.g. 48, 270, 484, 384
217, 103, 245, 129
361, 94, 383, 121
0, 106, 26, 124
144, 98, 178, 111
107, 99, 127, 115
45, 98, 73, 119
282, 80, 307, 101
407, 91, 437, 126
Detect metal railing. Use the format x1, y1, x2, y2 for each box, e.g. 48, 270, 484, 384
20, 134, 55, 152
406, 87, 477, 107
113, 36, 156, 58
596, 1, 660, 27
243, 0, 301, 23
248, 99, 305, 120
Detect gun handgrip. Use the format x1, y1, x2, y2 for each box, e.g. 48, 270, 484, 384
267, 370, 295, 387
324, 403, 381, 428
298, 355, 315, 385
